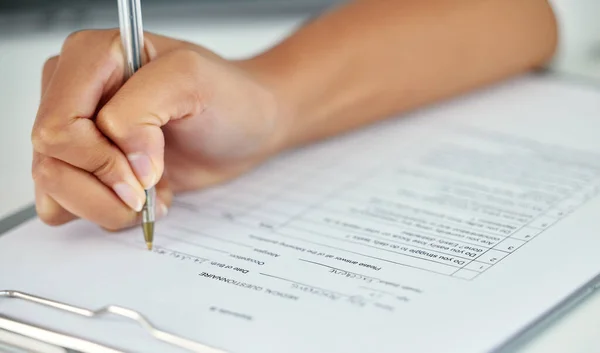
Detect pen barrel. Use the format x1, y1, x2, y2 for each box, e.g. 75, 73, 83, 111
142, 188, 155, 223
117, 0, 144, 78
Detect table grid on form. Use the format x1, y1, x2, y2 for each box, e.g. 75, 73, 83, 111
163, 124, 600, 281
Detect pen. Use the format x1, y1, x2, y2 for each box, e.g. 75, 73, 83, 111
117, 0, 155, 250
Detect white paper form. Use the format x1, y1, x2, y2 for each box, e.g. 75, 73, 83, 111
0, 74, 599, 353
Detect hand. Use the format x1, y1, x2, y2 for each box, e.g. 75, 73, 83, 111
31, 29, 289, 230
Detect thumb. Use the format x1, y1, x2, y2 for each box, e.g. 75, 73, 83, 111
95, 48, 207, 189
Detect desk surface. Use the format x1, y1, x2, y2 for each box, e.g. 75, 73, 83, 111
0, 10, 598, 353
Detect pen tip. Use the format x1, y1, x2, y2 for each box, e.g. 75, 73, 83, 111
142, 221, 154, 251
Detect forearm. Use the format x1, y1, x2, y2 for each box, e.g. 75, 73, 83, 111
241, 0, 558, 150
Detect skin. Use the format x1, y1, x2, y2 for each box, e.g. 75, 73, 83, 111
31, 0, 558, 231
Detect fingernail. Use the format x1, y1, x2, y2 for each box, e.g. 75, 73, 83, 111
127, 153, 156, 188
113, 183, 144, 212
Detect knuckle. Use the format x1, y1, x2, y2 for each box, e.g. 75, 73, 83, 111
31, 124, 67, 155
177, 50, 208, 86
172, 48, 202, 66
32, 156, 61, 190
42, 55, 59, 75
171, 49, 206, 81
96, 108, 125, 141
63, 30, 88, 47
170, 49, 209, 115
63, 29, 96, 47
62, 29, 118, 52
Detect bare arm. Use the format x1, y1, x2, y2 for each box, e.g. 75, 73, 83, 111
241, 0, 558, 149
31, 0, 558, 229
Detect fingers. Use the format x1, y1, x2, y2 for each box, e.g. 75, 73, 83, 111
31, 29, 187, 229
32, 154, 141, 230
32, 118, 146, 211
96, 49, 208, 189
33, 152, 171, 228
35, 55, 76, 225
38, 29, 125, 122
32, 29, 147, 212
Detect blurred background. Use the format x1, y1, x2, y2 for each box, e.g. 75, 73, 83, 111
0, 1, 599, 352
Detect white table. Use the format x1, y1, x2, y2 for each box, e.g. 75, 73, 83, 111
0, 7, 598, 353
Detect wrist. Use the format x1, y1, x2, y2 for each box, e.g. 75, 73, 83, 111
233, 52, 306, 154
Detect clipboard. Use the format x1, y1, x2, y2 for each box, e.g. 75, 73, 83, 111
1, 205, 600, 353
0, 206, 227, 353
1, 71, 600, 352
0, 289, 225, 353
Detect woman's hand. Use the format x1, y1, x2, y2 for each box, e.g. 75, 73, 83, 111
31, 29, 289, 230
30, 1, 558, 231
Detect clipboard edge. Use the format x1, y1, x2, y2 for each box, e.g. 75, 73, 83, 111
490, 272, 600, 353
0, 204, 36, 236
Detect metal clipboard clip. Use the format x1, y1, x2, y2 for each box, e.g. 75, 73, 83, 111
0, 290, 227, 353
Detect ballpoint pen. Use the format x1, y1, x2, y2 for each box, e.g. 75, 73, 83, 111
117, 0, 155, 250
